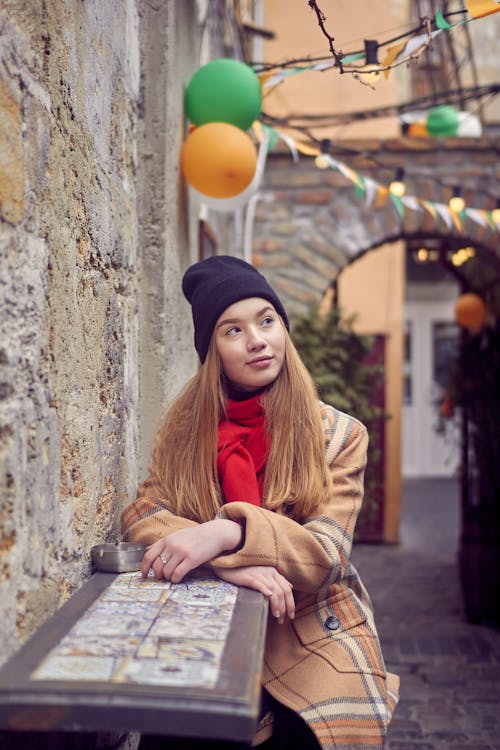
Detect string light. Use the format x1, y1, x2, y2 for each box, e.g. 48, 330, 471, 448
314, 139, 331, 169
389, 168, 406, 197
415, 247, 429, 263
413, 247, 442, 263
448, 186, 465, 213
492, 200, 500, 224
357, 40, 382, 85
451, 246, 476, 266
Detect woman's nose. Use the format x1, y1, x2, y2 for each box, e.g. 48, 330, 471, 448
247, 328, 266, 350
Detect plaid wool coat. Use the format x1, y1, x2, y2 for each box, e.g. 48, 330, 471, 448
121, 403, 400, 749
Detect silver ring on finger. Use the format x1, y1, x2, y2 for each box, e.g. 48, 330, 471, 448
160, 554, 168, 564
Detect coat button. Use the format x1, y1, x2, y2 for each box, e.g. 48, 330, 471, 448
325, 615, 340, 631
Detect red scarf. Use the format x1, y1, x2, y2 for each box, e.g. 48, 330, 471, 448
217, 395, 268, 505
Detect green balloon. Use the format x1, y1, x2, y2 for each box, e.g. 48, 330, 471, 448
185, 58, 262, 131
426, 105, 459, 137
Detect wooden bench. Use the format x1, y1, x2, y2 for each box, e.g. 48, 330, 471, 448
0, 570, 268, 747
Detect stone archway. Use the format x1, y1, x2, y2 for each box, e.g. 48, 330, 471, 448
252, 137, 499, 314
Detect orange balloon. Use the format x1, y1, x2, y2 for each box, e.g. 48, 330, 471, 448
407, 121, 429, 138
181, 122, 257, 199
454, 293, 486, 331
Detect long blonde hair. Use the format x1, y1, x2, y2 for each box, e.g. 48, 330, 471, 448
148, 326, 331, 523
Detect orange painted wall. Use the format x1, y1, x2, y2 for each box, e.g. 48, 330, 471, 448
337, 244, 405, 542
261, 0, 409, 140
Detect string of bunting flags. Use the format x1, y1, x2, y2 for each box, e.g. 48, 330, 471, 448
252, 119, 500, 236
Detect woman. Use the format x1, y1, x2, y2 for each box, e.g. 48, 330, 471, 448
121, 255, 399, 749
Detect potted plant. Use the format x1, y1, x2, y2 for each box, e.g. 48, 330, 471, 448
446, 319, 500, 626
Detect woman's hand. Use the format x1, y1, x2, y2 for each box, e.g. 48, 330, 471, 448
212, 565, 295, 625
141, 519, 242, 583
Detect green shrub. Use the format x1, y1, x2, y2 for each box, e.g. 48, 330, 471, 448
292, 306, 388, 540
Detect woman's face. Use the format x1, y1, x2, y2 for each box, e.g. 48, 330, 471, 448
214, 297, 286, 392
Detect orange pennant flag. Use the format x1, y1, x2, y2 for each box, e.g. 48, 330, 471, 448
257, 72, 276, 86
421, 200, 437, 218
465, 0, 500, 17
381, 40, 407, 78
295, 141, 320, 156
252, 120, 264, 141
374, 185, 390, 208
449, 209, 464, 233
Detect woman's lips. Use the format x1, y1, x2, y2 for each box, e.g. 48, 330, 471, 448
247, 355, 273, 368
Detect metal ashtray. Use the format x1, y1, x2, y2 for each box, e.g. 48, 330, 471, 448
91, 542, 146, 572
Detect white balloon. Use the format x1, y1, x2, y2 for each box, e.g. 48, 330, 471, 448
189, 182, 259, 212
456, 112, 482, 138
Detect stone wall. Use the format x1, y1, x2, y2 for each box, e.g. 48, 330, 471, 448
0, 0, 213, 671
136, 0, 200, 477
0, 0, 138, 665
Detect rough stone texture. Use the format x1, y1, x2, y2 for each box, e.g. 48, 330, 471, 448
0, 0, 142, 661
0, 0, 205, 675
252, 139, 500, 316
136, 0, 200, 476
0, 75, 24, 223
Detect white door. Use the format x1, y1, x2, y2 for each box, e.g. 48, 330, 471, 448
402, 301, 460, 478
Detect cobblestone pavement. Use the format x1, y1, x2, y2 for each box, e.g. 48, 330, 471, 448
352, 478, 500, 750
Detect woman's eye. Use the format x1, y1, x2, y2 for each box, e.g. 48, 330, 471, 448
261, 316, 274, 327
226, 326, 240, 336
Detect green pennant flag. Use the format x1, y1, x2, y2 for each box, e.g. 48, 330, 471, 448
436, 8, 452, 29
341, 52, 365, 64
390, 193, 405, 219
262, 124, 279, 151
354, 175, 366, 200
486, 211, 498, 231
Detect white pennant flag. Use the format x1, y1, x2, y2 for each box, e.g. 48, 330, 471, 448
363, 177, 379, 207
434, 202, 453, 229
404, 29, 442, 57
278, 132, 300, 162
401, 196, 422, 212
465, 208, 489, 227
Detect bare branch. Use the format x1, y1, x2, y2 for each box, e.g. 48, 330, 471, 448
307, 0, 344, 72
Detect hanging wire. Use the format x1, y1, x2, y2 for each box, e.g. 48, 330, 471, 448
258, 83, 500, 128
251, 6, 475, 72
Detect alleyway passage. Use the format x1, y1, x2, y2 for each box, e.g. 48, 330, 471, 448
352, 478, 500, 750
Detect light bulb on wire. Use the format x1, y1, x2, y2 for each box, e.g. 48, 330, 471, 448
415, 248, 429, 263
492, 199, 500, 225
451, 246, 475, 267
389, 168, 406, 197
357, 40, 382, 85
314, 139, 331, 170
448, 186, 465, 213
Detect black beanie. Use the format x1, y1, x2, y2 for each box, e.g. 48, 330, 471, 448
182, 255, 290, 363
